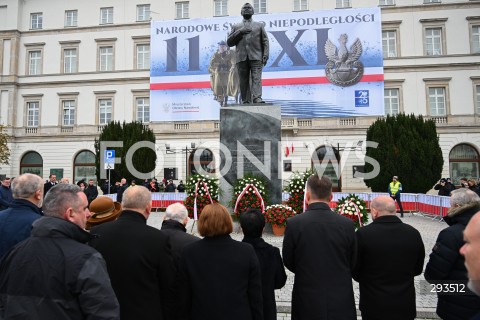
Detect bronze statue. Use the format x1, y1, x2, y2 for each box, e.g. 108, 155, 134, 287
227, 3, 269, 104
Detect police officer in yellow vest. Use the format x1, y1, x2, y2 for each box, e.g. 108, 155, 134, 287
388, 175, 404, 217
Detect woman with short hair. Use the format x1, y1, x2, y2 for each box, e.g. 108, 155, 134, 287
178, 203, 263, 320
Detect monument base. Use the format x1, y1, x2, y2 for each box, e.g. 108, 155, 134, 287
219, 105, 282, 211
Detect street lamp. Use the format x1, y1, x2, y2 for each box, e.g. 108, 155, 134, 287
165, 143, 196, 180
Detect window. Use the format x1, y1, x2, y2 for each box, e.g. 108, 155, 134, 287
74, 150, 96, 185
424, 0, 441, 3
30, 13, 43, 29
136, 97, 150, 123
99, 99, 112, 125
379, 0, 395, 5
428, 87, 446, 116
336, 0, 351, 8
28, 50, 42, 75
136, 44, 150, 69
20, 151, 43, 176
62, 100, 75, 126
449, 144, 479, 186
384, 88, 400, 115
63, 48, 78, 73
176, 2, 189, 19
253, 0, 267, 13
26, 101, 40, 127
472, 25, 480, 53
425, 28, 443, 55
382, 30, 397, 58
65, 10, 78, 27
311, 146, 341, 191
189, 148, 215, 175
99, 46, 113, 71
214, 0, 228, 16
137, 4, 150, 21
294, 0, 308, 11
100, 7, 113, 24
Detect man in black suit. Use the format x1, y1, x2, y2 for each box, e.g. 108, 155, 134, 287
353, 195, 425, 320
90, 186, 175, 320
283, 175, 357, 320
43, 174, 57, 198
227, 2, 269, 104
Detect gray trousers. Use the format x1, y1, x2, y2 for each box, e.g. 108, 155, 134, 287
237, 59, 263, 103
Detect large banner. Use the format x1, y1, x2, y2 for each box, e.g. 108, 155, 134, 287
150, 7, 383, 121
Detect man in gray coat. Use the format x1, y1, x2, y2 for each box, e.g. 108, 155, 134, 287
283, 175, 357, 319
227, 2, 269, 104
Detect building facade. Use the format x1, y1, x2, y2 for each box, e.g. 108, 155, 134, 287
0, 0, 479, 191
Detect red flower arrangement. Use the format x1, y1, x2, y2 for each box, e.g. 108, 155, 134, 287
183, 174, 218, 219
264, 204, 296, 227
335, 194, 369, 230
230, 175, 268, 216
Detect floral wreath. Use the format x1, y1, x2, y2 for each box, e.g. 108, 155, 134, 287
335, 193, 369, 230
230, 175, 268, 216
284, 168, 315, 214
183, 174, 219, 220
264, 204, 296, 227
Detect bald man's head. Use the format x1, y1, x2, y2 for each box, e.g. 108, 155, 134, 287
370, 196, 397, 220
122, 186, 152, 218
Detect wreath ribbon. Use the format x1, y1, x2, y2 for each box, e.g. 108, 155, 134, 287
234, 184, 265, 214
193, 181, 213, 221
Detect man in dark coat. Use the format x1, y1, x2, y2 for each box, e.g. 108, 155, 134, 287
0, 177, 13, 211
0, 173, 44, 258
283, 175, 357, 320
227, 2, 269, 104
425, 188, 480, 320
161, 202, 199, 265
353, 195, 425, 320
43, 174, 57, 198
0, 184, 119, 319
84, 179, 99, 205
116, 178, 128, 203
240, 209, 287, 320
90, 186, 175, 320
165, 179, 176, 192
434, 178, 452, 197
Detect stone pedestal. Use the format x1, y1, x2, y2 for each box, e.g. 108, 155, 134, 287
220, 104, 282, 210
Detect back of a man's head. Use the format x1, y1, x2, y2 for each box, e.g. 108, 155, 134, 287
307, 175, 332, 201
451, 188, 480, 208
165, 203, 188, 223
239, 209, 265, 238
122, 186, 151, 211
371, 196, 397, 218
43, 184, 82, 218
11, 173, 43, 200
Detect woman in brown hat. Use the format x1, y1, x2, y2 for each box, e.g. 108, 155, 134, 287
86, 196, 122, 230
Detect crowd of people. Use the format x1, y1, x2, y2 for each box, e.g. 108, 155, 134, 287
0, 173, 480, 319
435, 177, 480, 197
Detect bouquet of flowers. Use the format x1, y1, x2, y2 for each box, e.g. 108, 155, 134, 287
335, 193, 369, 230
284, 169, 315, 214
230, 175, 268, 216
264, 204, 296, 227
184, 174, 219, 219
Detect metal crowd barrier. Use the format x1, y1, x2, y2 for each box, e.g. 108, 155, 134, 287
103, 191, 450, 217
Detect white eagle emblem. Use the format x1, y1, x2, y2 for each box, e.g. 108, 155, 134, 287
324, 34, 364, 87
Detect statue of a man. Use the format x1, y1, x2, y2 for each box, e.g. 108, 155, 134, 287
227, 3, 269, 104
